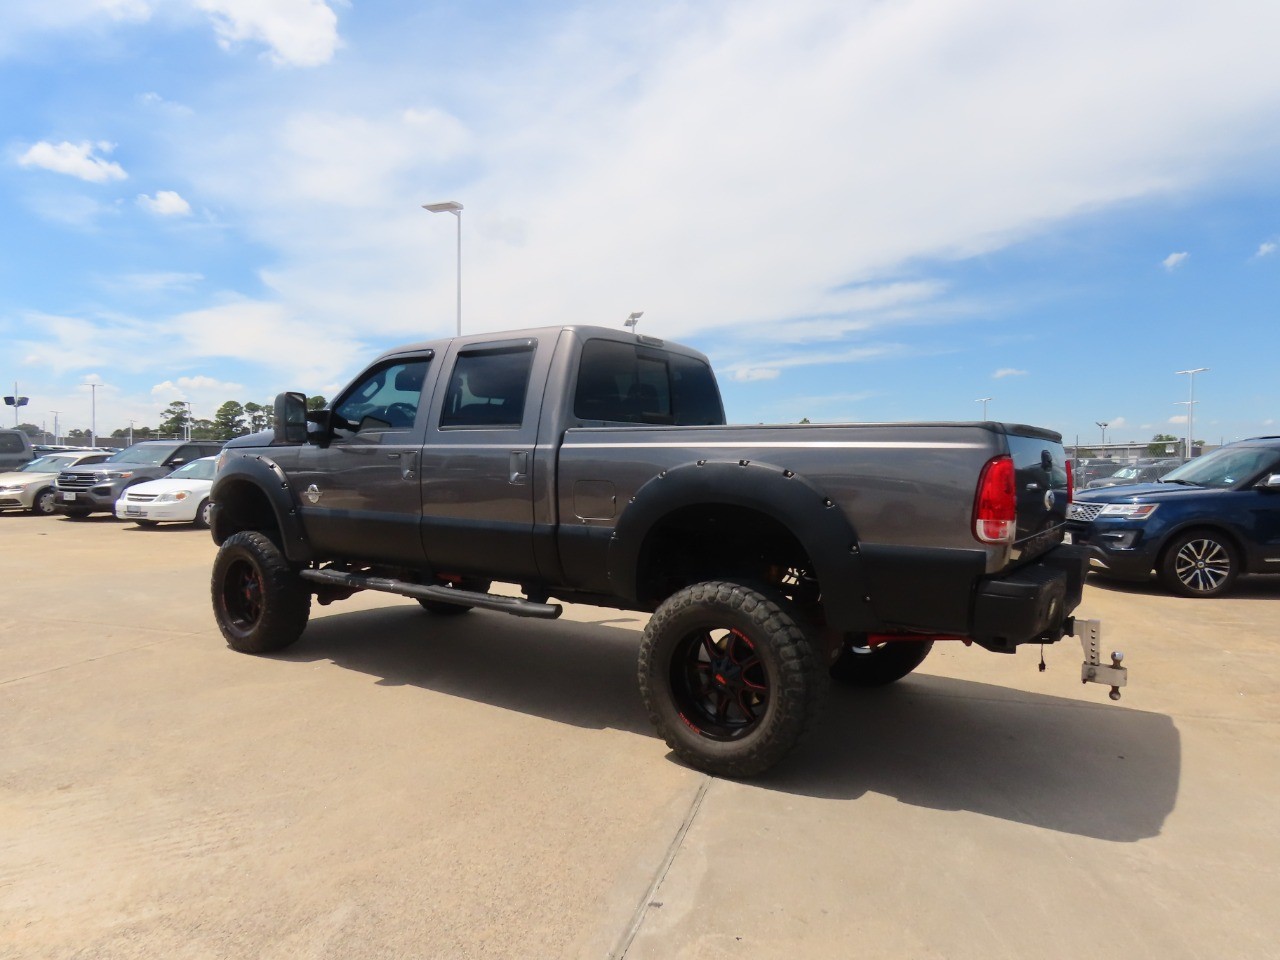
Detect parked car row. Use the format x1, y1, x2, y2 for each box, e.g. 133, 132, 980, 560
0, 439, 224, 528
1073, 456, 1186, 490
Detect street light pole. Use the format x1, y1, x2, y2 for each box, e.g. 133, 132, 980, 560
51, 411, 59, 446
625, 311, 644, 330
1095, 421, 1109, 450
1175, 367, 1208, 459
422, 201, 464, 336
82, 382, 99, 446
976, 397, 992, 420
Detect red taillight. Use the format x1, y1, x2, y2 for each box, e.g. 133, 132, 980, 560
973, 455, 1016, 543
1066, 460, 1074, 504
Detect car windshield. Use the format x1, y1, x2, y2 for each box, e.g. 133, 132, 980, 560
19, 454, 78, 472
1110, 467, 1140, 479
1161, 446, 1280, 489
107, 444, 180, 465
169, 458, 217, 480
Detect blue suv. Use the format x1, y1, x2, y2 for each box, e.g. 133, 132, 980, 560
1065, 437, 1280, 597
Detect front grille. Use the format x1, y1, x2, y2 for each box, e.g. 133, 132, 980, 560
1068, 502, 1105, 522
57, 472, 102, 491
125, 492, 158, 503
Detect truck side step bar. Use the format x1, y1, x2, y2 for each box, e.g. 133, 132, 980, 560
299, 568, 563, 619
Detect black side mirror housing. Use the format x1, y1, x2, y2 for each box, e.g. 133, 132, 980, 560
272, 392, 308, 445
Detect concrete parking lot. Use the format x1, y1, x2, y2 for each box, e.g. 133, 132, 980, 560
2, 514, 1278, 960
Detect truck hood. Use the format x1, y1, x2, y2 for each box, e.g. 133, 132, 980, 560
0, 469, 56, 485
1074, 482, 1224, 504
224, 430, 274, 448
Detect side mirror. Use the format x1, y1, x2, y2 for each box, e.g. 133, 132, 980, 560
168, 458, 186, 468
272, 392, 308, 445
1260, 474, 1280, 491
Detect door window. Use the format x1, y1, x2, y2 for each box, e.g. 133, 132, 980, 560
440, 348, 534, 428
334, 360, 431, 433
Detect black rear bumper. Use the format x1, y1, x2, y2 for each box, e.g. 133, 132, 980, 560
970, 544, 1089, 653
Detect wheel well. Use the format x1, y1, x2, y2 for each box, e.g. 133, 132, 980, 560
635, 504, 815, 607
213, 479, 281, 546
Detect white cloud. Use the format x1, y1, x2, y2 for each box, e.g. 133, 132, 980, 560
107, 272, 205, 293
1169, 415, 1188, 425
1162, 251, 1189, 271
137, 190, 192, 216
992, 367, 1027, 379
1255, 241, 1277, 259
17, 140, 127, 183
193, 0, 341, 67
723, 344, 904, 383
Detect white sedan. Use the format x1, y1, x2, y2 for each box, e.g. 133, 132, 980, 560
115, 456, 218, 527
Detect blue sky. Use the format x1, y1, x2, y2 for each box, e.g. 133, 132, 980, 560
1, 0, 1277, 447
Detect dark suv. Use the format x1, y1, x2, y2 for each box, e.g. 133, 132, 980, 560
1066, 437, 1280, 597
55, 440, 224, 518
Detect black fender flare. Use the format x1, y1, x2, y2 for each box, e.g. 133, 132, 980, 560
210, 453, 313, 562
607, 459, 877, 631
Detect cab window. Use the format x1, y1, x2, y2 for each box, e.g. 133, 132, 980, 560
440, 347, 534, 428
334, 360, 430, 432
573, 339, 724, 425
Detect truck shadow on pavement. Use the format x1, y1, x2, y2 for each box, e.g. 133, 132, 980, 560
278, 605, 1179, 843
770, 676, 1180, 842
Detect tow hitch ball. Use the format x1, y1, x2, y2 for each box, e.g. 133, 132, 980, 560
1066, 617, 1127, 701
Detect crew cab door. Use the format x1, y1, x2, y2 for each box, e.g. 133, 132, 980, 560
291, 354, 433, 565
419, 337, 552, 582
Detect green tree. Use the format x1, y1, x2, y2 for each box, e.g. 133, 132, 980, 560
159, 401, 189, 437
307, 395, 327, 411
16, 422, 40, 438
243, 401, 269, 433
799, 417, 811, 424
191, 418, 217, 440
213, 401, 246, 439
1147, 433, 1180, 456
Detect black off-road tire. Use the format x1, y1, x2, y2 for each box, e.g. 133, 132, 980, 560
62, 508, 91, 520
417, 578, 492, 615
829, 638, 934, 687
32, 487, 57, 516
638, 580, 828, 778
1159, 529, 1239, 598
212, 531, 311, 653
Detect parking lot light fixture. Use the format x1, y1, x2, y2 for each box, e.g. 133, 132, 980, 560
625, 311, 643, 330
423, 201, 463, 337
976, 397, 992, 420
1095, 421, 1109, 449
1176, 367, 1208, 459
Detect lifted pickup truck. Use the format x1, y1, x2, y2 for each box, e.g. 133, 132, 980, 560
210, 325, 1126, 776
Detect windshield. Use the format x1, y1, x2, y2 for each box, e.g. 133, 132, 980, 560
1110, 467, 1140, 479
107, 444, 180, 466
169, 458, 218, 480
20, 454, 79, 472
1161, 446, 1280, 489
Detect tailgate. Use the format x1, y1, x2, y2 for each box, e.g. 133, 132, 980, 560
1006, 430, 1071, 561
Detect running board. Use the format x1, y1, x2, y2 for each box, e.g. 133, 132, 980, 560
299, 568, 563, 619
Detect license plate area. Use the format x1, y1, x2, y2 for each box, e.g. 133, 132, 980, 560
125, 506, 144, 516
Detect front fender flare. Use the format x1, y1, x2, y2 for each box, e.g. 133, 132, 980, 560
607, 459, 877, 631
210, 453, 313, 562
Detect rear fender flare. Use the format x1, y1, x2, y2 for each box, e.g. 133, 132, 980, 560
210, 453, 313, 562
607, 459, 876, 630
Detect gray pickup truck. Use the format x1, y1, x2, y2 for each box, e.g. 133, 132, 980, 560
209, 324, 1126, 776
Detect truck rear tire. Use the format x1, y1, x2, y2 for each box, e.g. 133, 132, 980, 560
638, 580, 827, 777
212, 531, 311, 653
829, 639, 933, 687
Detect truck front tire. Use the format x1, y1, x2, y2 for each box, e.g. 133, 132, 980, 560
212, 531, 311, 653
829, 639, 933, 687
638, 580, 828, 777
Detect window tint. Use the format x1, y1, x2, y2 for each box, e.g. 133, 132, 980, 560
440, 348, 534, 428
574, 340, 723, 426
335, 359, 430, 431
0, 433, 24, 453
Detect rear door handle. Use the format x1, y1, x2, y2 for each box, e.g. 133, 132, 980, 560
509, 450, 528, 485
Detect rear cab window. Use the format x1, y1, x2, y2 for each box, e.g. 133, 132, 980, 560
573, 339, 724, 426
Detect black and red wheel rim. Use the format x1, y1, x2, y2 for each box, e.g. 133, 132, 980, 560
670, 627, 769, 740
222, 558, 265, 631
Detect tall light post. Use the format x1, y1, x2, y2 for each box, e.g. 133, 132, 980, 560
423, 200, 463, 336
82, 382, 99, 446
1176, 367, 1208, 459
4, 383, 29, 427
182, 401, 194, 440
1095, 421, 1109, 451
50, 411, 59, 446
976, 397, 992, 420
128, 419, 136, 446
625, 311, 644, 330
